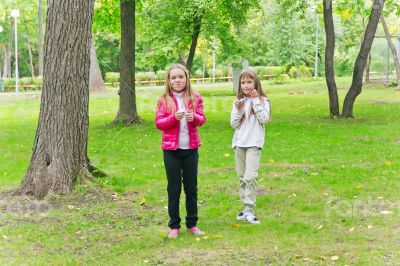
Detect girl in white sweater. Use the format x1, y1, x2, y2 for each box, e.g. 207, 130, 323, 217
230, 68, 270, 224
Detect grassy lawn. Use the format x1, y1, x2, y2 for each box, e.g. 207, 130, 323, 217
1, 77, 400, 265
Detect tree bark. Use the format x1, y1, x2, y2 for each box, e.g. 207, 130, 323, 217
178, 53, 187, 66
38, 0, 44, 76
365, 52, 371, 82
323, 0, 340, 117
2, 45, 8, 79
380, 15, 400, 88
113, 0, 140, 125
5, 21, 13, 78
24, 21, 35, 78
342, 0, 385, 118
89, 41, 105, 91
186, 13, 203, 72
18, 0, 95, 199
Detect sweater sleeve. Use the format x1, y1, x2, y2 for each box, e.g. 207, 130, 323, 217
230, 101, 244, 129
252, 97, 270, 125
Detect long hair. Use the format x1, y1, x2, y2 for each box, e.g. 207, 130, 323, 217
236, 68, 271, 120
160, 64, 197, 113
236, 68, 267, 100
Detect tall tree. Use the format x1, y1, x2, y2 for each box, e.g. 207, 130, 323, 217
380, 15, 400, 88
142, 0, 259, 72
323, 0, 340, 116
342, 0, 385, 117
113, 0, 140, 125
18, 0, 96, 198
38, 0, 44, 76
89, 41, 105, 91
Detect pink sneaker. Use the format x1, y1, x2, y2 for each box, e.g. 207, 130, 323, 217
187, 226, 205, 236
168, 228, 179, 239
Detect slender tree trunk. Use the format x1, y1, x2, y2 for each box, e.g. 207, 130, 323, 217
6, 21, 13, 78
18, 0, 96, 199
113, 0, 140, 125
178, 53, 186, 66
323, 0, 340, 117
380, 16, 400, 88
365, 52, 371, 82
24, 21, 35, 78
38, 0, 44, 76
89, 41, 105, 91
186, 13, 203, 72
342, 0, 385, 118
2, 45, 8, 78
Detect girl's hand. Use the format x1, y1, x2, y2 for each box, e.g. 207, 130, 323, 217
185, 112, 194, 122
235, 101, 244, 109
175, 111, 184, 121
250, 89, 259, 98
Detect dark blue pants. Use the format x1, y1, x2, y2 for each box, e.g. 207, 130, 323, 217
163, 148, 198, 229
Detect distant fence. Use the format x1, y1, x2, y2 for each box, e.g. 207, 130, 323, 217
106, 74, 275, 87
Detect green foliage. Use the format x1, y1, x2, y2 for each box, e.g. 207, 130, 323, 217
105, 72, 120, 84
288, 65, 312, 79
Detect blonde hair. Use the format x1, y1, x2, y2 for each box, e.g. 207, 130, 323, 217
160, 64, 197, 113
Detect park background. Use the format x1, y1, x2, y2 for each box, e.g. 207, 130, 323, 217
1, 0, 400, 265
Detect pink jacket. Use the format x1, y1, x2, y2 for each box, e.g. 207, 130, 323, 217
155, 92, 206, 150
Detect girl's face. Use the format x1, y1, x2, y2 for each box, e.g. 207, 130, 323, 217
169, 68, 187, 92
241, 76, 255, 96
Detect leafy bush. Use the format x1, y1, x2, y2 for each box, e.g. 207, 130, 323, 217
289, 65, 312, 79
105, 72, 120, 84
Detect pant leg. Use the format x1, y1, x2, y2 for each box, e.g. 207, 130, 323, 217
235, 147, 247, 208
243, 147, 261, 213
182, 149, 199, 228
163, 150, 183, 229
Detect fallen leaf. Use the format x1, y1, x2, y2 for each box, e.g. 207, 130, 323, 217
140, 197, 146, 206
319, 256, 326, 261
385, 160, 392, 167
231, 223, 241, 228
331, 255, 339, 261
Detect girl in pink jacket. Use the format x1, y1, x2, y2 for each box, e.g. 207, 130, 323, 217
155, 64, 206, 239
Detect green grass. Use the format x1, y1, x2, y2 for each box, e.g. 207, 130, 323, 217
1, 77, 400, 265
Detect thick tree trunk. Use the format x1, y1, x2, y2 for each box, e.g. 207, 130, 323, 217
342, 0, 385, 118
380, 16, 400, 88
18, 0, 95, 198
38, 0, 44, 76
89, 41, 105, 92
186, 14, 203, 72
24, 21, 35, 78
323, 0, 340, 117
113, 0, 140, 125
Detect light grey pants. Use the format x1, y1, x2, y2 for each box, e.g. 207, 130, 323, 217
235, 147, 261, 213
